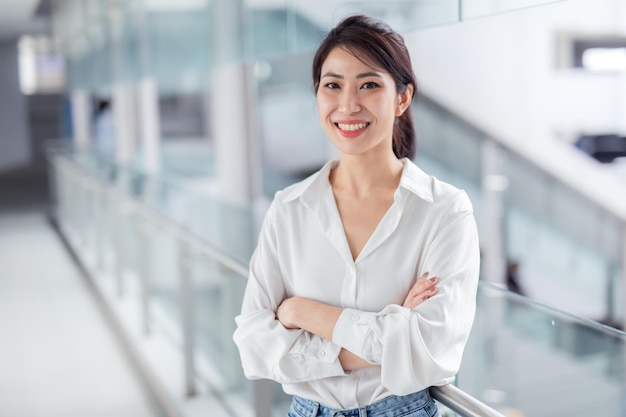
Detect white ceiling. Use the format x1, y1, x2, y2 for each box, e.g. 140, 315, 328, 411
0, 0, 48, 40
0, 0, 41, 22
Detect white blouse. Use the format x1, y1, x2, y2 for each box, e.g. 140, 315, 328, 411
233, 158, 480, 409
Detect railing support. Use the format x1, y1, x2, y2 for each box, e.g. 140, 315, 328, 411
139, 220, 152, 335
253, 380, 273, 417
481, 139, 508, 286
622, 223, 626, 332
178, 242, 196, 397
114, 196, 126, 297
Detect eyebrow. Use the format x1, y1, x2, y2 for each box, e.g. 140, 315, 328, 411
321, 71, 382, 79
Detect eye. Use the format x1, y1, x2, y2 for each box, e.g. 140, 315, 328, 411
361, 81, 380, 90
324, 82, 340, 89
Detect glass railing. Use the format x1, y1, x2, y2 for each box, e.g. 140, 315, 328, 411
459, 283, 626, 416
413, 94, 625, 325
48, 144, 626, 416
48, 144, 511, 417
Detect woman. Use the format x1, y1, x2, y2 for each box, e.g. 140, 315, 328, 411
234, 15, 480, 417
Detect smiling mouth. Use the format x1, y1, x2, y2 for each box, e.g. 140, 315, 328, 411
335, 122, 370, 131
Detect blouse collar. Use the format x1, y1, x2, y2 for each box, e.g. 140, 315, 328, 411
281, 158, 434, 208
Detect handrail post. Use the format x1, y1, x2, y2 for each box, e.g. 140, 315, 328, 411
138, 220, 152, 335
622, 222, 626, 332
481, 139, 508, 286
253, 379, 273, 417
94, 174, 105, 272
114, 195, 126, 297
178, 241, 196, 397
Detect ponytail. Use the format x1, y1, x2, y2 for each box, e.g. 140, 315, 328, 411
393, 107, 416, 160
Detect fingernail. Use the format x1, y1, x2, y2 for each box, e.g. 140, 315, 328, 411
428, 276, 437, 283
422, 272, 429, 278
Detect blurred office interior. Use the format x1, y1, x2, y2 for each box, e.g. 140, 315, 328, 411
1, 0, 626, 416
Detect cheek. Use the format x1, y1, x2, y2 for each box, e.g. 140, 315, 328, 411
316, 95, 332, 121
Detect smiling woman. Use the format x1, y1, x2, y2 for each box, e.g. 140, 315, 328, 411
234, 14, 480, 417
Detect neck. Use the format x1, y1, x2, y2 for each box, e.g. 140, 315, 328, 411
331, 152, 404, 197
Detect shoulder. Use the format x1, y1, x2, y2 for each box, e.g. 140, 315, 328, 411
402, 159, 473, 214
274, 161, 335, 206
265, 161, 334, 219
431, 177, 473, 215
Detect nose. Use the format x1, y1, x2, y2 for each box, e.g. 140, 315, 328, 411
338, 89, 361, 114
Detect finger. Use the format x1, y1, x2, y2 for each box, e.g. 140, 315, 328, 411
405, 287, 438, 309
410, 275, 438, 296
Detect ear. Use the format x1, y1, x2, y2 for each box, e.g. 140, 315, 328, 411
395, 84, 414, 117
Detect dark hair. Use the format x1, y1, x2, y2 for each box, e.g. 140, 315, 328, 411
312, 15, 418, 159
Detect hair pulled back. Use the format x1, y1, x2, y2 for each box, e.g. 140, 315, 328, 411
312, 15, 418, 159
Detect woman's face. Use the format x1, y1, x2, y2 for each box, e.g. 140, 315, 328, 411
316, 46, 412, 159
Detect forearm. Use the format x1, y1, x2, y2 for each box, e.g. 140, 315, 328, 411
277, 296, 342, 340
276, 297, 376, 371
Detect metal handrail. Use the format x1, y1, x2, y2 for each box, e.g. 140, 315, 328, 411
431, 385, 505, 417
53, 152, 507, 417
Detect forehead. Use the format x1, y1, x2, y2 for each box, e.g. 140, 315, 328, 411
321, 46, 387, 75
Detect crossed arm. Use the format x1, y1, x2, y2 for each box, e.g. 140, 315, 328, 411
275, 272, 438, 371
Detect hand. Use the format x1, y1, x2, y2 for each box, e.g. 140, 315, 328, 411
403, 272, 438, 309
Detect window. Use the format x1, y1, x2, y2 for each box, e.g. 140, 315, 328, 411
18, 35, 65, 95
557, 32, 626, 72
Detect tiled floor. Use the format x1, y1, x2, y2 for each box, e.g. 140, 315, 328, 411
0, 166, 162, 417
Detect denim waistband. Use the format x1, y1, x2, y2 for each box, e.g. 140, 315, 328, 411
290, 388, 436, 417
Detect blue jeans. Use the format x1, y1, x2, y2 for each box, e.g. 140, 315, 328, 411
287, 389, 440, 417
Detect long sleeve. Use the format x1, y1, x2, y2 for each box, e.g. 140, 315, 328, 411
331, 191, 480, 395
233, 199, 346, 383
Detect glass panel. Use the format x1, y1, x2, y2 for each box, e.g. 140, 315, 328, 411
255, 51, 330, 197
290, 0, 460, 36
459, 283, 626, 416
148, 225, 184, 327
145, 5, 211, 94
461, 0, 568, 20
414, 91, 622, 324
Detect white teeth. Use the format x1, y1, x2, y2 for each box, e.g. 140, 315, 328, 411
337, 122, 368, 131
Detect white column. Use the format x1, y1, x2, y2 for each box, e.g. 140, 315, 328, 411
135, 0, 160, 175
71, 89, 91, 148
482, 139, 508, 287
211, 0, 261, 205
112, 83, 137, 166
211, 63, 260, 204
138, 77, 161, 174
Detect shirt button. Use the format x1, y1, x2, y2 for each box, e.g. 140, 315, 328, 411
352, 315, 360, 322
318, 351, 326, 358
350, 268, 356, 275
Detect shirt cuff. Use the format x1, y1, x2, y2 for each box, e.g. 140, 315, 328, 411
273, 335, 345, 382
332, 308, 382, 363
